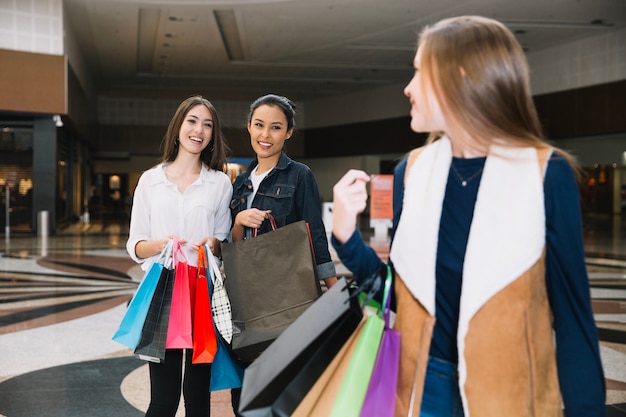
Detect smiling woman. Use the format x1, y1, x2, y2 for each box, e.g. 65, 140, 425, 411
125, 95, 233, 416
227, 93, 338, 416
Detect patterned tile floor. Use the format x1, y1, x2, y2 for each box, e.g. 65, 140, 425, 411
0, 213, 624, 416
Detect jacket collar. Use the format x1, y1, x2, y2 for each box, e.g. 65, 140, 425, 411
245, 151, 292, 177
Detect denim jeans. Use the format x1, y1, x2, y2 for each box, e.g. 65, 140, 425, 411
420, 356, 464, 417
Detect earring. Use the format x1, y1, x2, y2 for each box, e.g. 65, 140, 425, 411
175, 137, 179, 145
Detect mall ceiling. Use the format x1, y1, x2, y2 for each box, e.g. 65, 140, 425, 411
64, 0, 626, 102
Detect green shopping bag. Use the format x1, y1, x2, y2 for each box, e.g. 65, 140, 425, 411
329, 311, 385, 417
329, 264, 393, 417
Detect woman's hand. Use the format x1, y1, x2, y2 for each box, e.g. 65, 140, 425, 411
332, 169, 370, 244
235, 208, 271, 229
135, 235, 184, 259
232, 209, 271, 241
194, 236, 222, 258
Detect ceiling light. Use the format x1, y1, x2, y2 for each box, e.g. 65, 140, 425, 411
137, 8, 160, 73
214, 10, 244, 61
347, 42, 416, 51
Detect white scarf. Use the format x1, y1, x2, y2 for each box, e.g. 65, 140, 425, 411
389, 136, 548, 411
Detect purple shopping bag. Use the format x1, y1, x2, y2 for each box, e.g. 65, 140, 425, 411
360, 265, 400, 417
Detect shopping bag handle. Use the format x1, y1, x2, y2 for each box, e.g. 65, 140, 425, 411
251, 213, 278, 237
205, 244, 224, 286
155, 239, 174, 269
172, 237, 188, 265
155, 239, 173, 262
381, 263, 393, 327
198, 244, 208, 269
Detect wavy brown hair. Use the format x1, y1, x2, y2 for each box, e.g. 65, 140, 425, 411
160, 95, 229, 171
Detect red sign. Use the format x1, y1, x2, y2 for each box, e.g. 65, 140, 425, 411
369, 175, 393, 220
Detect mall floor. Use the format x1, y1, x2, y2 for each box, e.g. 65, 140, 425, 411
0, 212, 624, 417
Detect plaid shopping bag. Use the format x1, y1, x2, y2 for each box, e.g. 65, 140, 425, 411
206, 245, 233, 343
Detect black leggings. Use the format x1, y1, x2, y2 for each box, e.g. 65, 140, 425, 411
230, 360, 251, 417
145, 349, 211, 417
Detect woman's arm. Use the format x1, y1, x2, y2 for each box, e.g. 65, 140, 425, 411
126, 173, 164, 262
331, 169, 382, 282
296, 166, 337, 281
544, 155, 606, 416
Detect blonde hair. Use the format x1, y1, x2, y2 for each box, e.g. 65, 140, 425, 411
419, 16, 541, 146
417, 16, 579, 171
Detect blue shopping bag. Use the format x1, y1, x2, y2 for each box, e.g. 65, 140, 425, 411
112, 240, 173, 349
208, 270, 244, 391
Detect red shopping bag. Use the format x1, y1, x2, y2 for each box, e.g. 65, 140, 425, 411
188, 264, 197, 323
166, 239, 193, 348
192, 246, 218, 363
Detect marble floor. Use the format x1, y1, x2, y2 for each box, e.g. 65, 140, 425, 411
0, 213, 624, 416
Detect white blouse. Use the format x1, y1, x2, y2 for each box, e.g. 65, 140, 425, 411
126, 163, 233, 269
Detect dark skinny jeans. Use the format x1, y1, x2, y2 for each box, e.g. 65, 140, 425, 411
145, 349, 211, 417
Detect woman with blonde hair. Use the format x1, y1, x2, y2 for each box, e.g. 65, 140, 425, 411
332, 16, 605, 417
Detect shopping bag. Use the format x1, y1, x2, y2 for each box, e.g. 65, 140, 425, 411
360, 265, 400, 417
192, 245, 218, 364
292, 266, 391, 417
134, 263, 175, 362
328, 265, 393, 417
206, 245, 233, 344
188, 264, 197, 322
222, 215, 322, 361
112, 240, 173, 349
292, 316, 368, 417
238, 277, 363, 417
209, 276, 244, 391
166, 239, 193, 348
329, 312, 385, 417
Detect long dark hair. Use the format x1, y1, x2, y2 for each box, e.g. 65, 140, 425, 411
161, 95, 229, 171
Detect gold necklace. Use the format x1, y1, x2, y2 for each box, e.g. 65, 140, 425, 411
450, 162, 483, 187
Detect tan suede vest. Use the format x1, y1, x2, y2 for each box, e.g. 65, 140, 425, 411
394, 147, 562, 417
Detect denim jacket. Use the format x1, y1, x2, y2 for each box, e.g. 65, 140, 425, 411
230, 152, 336, 280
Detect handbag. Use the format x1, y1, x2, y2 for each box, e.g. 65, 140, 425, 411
166, 239, 193, 348
192, 245, 218, 364
222, 214, 322, 361
360, 265, 400, 417
238, 277, 363, 417
112, 239, 173, 349
208, 275, 244, 391
206, 245, 233, 344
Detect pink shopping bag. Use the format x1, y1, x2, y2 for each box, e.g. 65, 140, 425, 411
166, 239, 193, 348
